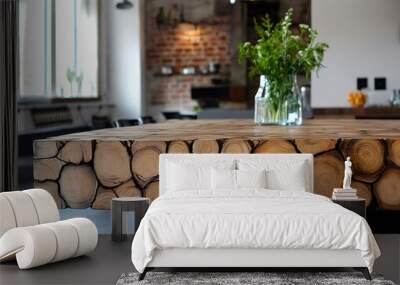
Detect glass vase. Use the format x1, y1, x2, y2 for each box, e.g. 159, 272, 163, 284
254, 75, 302, 126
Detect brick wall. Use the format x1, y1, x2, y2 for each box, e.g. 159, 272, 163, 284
146, 0, 231, 106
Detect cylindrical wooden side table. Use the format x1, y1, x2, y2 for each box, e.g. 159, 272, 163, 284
111, 197, 150, 242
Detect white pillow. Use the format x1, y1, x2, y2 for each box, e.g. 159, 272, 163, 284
167, 163, 209, 191
237, 169, 267, 189
211, 168, 267, 190
211, 168, 236, 190
238, 159, 308, 192
266, 166, 307, 191
167, 160, 235, 192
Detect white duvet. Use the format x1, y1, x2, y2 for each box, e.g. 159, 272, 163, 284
131, 190, 380, 273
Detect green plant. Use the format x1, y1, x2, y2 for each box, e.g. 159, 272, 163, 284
238, 9, 328, 121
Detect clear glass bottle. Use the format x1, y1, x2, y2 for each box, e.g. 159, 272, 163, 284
254, 75, 269, 125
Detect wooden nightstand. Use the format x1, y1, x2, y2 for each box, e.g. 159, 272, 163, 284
332, 198, 366, 218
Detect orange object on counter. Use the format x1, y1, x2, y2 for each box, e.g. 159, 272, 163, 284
348, 91, 367, 107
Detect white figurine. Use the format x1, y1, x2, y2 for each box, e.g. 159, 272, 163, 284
343, 157, 352, 190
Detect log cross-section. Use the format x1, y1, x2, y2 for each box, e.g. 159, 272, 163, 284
114, 180, 142, 198
168, 141, 190, 153
144, 181, 159, 202
94, 141, 132, 187
374, 168, 400, 210
387, 140, 400, 167
192, 139, 219, 153
33, 141, 59, 159
340, 139, 385, 183
295, 139, 337, 154
254, 140, 297, 153
58, 141, 92, 164
314, 151, 344, 198
59, 165, 97, 208
92, 187, 116, 210
222, 139, 251, 153
33, 158, 65, 181
131, 146, 161, 188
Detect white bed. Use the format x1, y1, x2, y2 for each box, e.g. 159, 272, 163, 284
131, 154, 380, 280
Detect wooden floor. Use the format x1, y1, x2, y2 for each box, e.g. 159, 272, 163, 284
0, 235, 133, 285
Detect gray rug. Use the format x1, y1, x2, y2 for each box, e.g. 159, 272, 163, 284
116, 272, 396, 285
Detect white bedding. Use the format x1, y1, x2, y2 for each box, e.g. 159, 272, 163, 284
131, 190, 380, 273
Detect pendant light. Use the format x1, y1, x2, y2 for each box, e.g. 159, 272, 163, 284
116, 0, 133, 10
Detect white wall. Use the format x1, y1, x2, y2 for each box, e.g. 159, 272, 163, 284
102, 0, 145, 119
311, 0, 400, 107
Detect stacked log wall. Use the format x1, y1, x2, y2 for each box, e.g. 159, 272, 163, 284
33, 138, 400, 210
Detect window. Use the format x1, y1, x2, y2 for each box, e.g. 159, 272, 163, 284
19, 0, 99, 100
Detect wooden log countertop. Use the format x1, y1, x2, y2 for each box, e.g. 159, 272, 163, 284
33, 118, 400, 213
40, 119, 400, 141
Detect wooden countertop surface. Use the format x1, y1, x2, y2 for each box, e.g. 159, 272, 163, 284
40, 119, 400, 141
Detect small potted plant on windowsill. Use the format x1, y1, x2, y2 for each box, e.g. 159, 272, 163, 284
239, 9, 328, 126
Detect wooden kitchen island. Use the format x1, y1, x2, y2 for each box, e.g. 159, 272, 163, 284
33, 119, 400, 211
